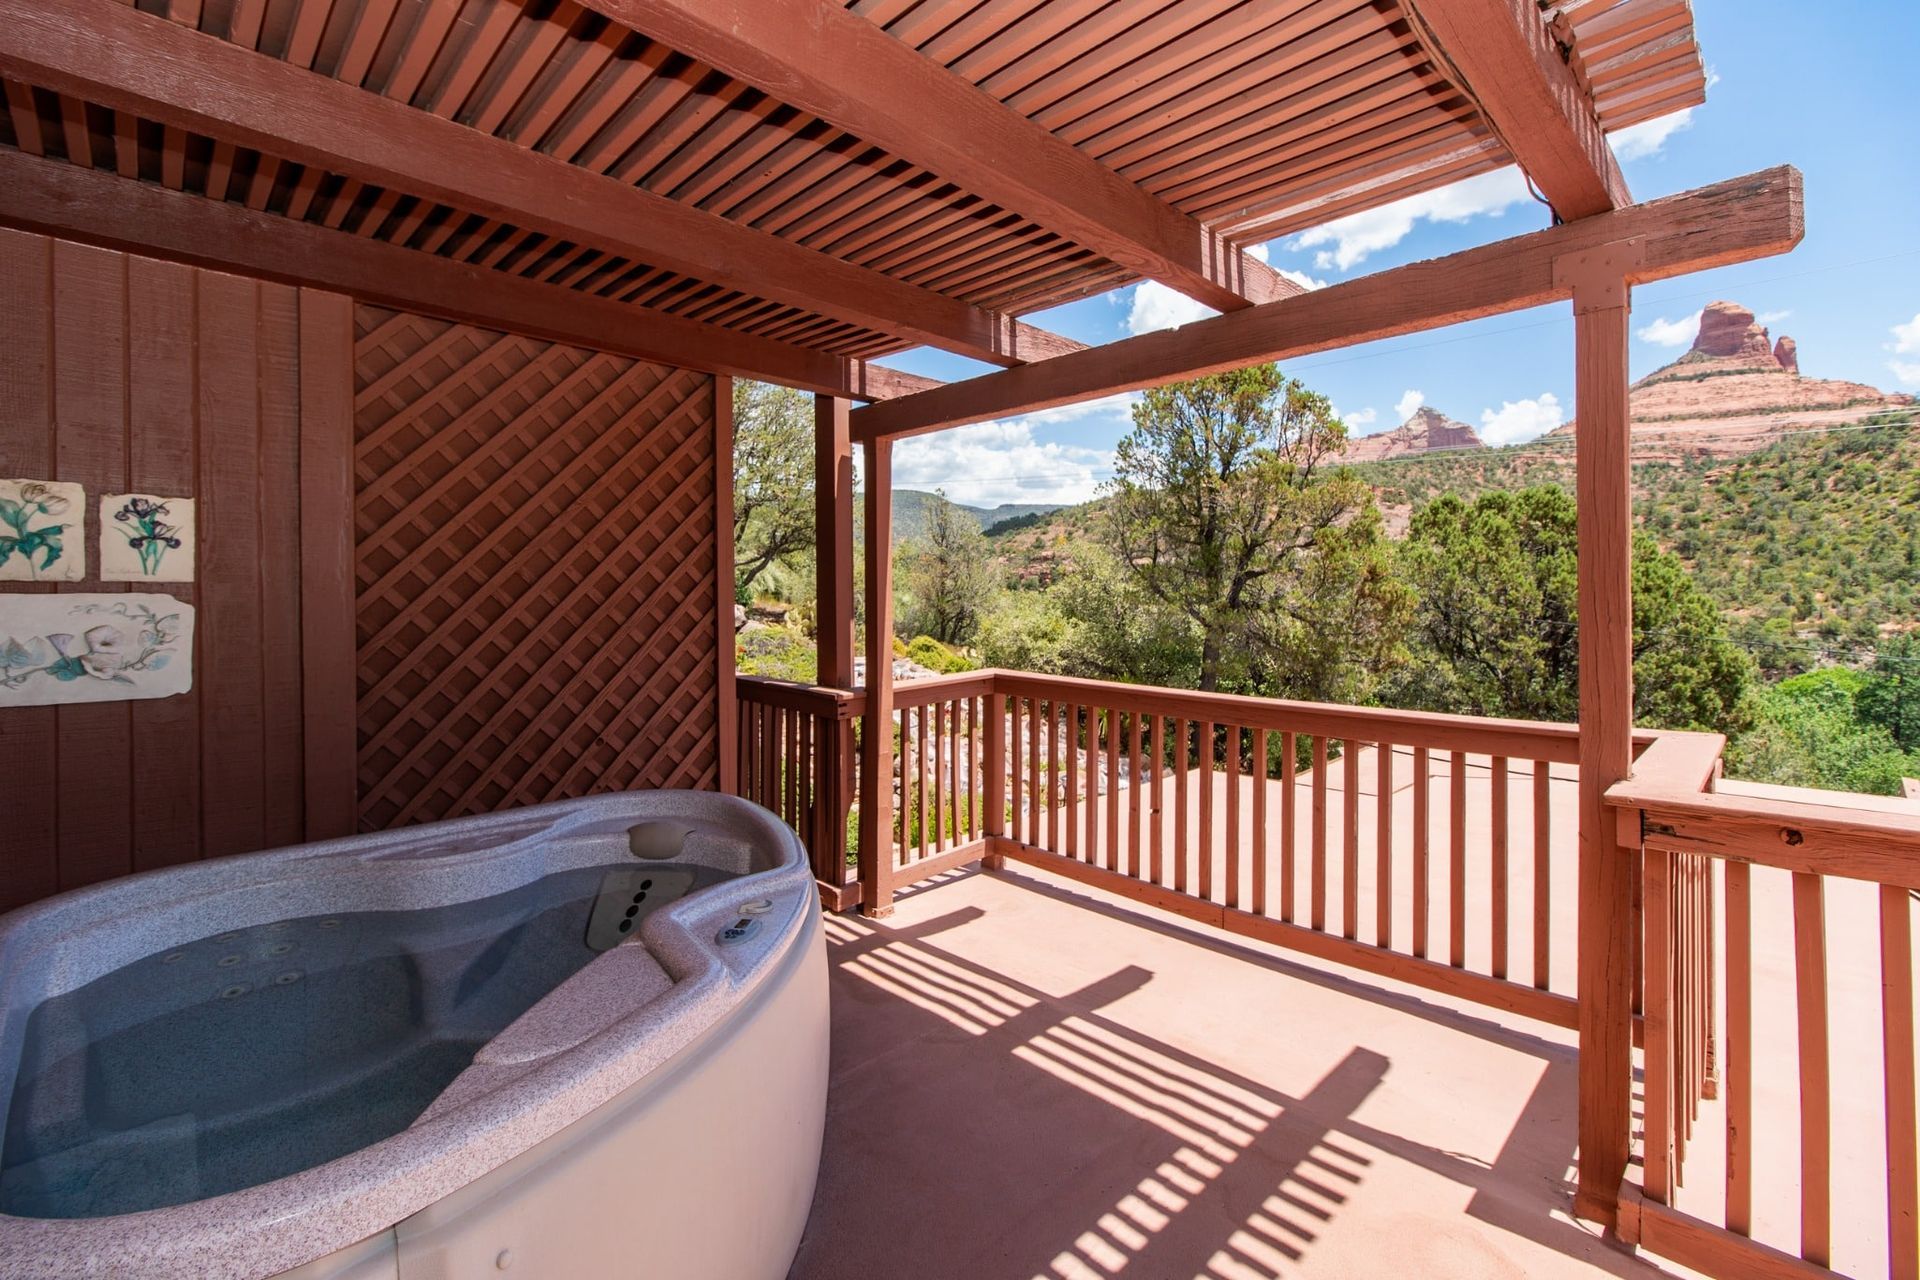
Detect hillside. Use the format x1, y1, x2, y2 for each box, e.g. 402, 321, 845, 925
885, 489, 1065, 541
1345, 405, 1484, 462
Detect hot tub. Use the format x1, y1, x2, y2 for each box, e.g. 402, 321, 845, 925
0, 792, 827, 1279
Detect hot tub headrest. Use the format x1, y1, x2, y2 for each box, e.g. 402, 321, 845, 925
627, 821, 694, 861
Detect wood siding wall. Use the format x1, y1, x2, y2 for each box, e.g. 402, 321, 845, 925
351, 306, 725, 831
0, 228, 355, 912
0, 231, 729, 912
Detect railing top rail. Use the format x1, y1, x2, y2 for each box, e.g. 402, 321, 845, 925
736, 675, 864, 719
889, 670, 998, 707
1617, 784, 1920, 893
989, 668, 1589, 762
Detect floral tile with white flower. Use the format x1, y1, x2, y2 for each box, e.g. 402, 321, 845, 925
0, 593, 194, 706
0, 479, 85, 583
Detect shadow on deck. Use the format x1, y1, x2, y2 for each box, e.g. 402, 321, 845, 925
789, 864, 1677, 1280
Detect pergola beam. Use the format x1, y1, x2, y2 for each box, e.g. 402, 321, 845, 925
1403, 0, 1631, 219
0, 0, 1078, 369
574, 0, 1301, 311
852, 166, 1803, 442
0, 150, 924, 402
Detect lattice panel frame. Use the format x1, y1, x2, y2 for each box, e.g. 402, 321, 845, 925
352, 305, 720, 829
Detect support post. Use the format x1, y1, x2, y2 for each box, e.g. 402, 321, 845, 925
1561, 241, 1643, 1226
983, 688, 1007, 870
858, 436, 895, 918
815, 395, 857, 899
714, 376, 738, 795
815, 394, 856, 687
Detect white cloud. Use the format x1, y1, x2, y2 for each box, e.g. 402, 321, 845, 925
1608, 108, 1694, 162
1479, 393, 1564, 446
1287, 166, 1534, 272
1888, 313, 1920, 385
891, 417, 1117, 507
1756, 309, 1792, 325
1127, 248, 1324, 334
1126, 282, 1216, 335
1393, 390, 1425, 421
1637, 310, 1702, 348
1342, 406, 1378, 428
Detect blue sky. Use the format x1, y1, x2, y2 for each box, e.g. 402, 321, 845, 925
876, 0, 1920, 507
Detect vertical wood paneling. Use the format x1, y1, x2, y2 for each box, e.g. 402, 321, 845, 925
0, 231, 339, 909
299, 289, 358, 840
126, 256, 202, 872
51, 240, 134, 890
0, 229, 60, 911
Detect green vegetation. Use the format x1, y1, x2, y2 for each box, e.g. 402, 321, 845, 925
736, 372, 1918, 797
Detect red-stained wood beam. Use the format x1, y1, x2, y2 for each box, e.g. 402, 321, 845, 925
0, 0, 1076, 368
852, 166, 1803, 443
571, 0, 1300, 311
0, 148, 926, 402
1402, 0, 1631, 219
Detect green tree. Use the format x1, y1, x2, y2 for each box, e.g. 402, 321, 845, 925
1857, 633, 1920, 751
1391, 485, 1752, 732
1105, 364, 1405, 695
897, 490, 997, 645
1727, 667, 1919, 796
732, 380, 813, 593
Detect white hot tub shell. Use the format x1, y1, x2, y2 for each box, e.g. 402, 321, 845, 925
0, 791, 828, 1280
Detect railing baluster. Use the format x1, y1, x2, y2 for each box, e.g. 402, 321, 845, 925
1725, 859, 1752, 1236
1086, 705, 1101, 864
1645, 845, 1675, 1203
1150, 715, 1165, 886
1342, 739, 1359, 941
1225, 724, 1241, 908
1064, 703, 1080, 859
1253, 729, 1268, 917
790, 702, 803, 832
1376, 741, 1393, 948
1450, 749, 1467, 970
1174, 718, 1190, 894
915, 702, 929, 864
1883, 883, 1918, 1280
932, 700, 947, 853
1029, 697, 1044, 854
1491, 755, 1509, 981
1533, 760, 1551, 990
1281, 731, 1296, 924
1128, 711, 1145, 879
1198, 719, 1215, 901
1793, 870, 1832, 1268
1311, 735, 1328, 932
1106, 709, 1122, 873
1412, 746, 1429, 960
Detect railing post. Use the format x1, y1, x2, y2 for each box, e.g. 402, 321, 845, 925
983, 682, 1007, 869
1561, 242, 1642, 1227
815, 395, 857, 902
858, 436, 895, 918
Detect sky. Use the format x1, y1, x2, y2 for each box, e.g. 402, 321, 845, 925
872, 0, 1920, 508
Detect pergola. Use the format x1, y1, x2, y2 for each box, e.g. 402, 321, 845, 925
1, 2, 1862, 1274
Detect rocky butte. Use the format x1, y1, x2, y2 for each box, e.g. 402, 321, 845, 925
1344, 405, 1485, 462
1550, 300, 1910, 457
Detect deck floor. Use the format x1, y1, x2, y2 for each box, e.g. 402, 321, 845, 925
787, 859, 1684, 1280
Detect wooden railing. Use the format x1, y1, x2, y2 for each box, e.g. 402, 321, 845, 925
1613, 738, 1920, 1280
735, 677, 862, 904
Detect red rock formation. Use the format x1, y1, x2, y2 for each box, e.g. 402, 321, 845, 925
1345, 405, 1484, 462
1773, 335, 1799, 374
1692, 300, 1777, 363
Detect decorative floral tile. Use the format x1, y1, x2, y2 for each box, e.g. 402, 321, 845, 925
0, 478, 85, 583
101, 493, 196, 582
0, 593, 194, 706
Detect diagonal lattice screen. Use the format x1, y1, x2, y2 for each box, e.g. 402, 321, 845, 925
350, 305, 720, 830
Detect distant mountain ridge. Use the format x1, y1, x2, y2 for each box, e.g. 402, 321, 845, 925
1344, 405, 1484, 462
883, 489, 1066, 540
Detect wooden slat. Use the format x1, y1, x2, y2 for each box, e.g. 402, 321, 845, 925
853, 167, 1805, 442
1792, 871, 1831, 1267
1492, 755, 1509, 979
1253, 729, 1269, 918
0, 150, 900, 401
1087, 705, 1101, 867
1311, 736, 1328, 931
576, 0, 1296, 311
1223, 723, 1240, 906
1281, 731, 1297, 923
0, 0, 1076, 369
1342, 740, 1359, 941
1064, 702, 1080, 860
1450, 750, 1467, 969
1376, 741, 1393, 947
1129, 712, 1145, 881
1643, 846, 1674, 1202
1174, 717, 1189, 894
1149, 715, 1165, 885
1726, 859, 1753, 1236
1401, 0, 1629, 218
1413, 746, 1430, 959
1884, 883, 1919, 1280
1108, 711, 1123, 874
1534, 761, 1552, 990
